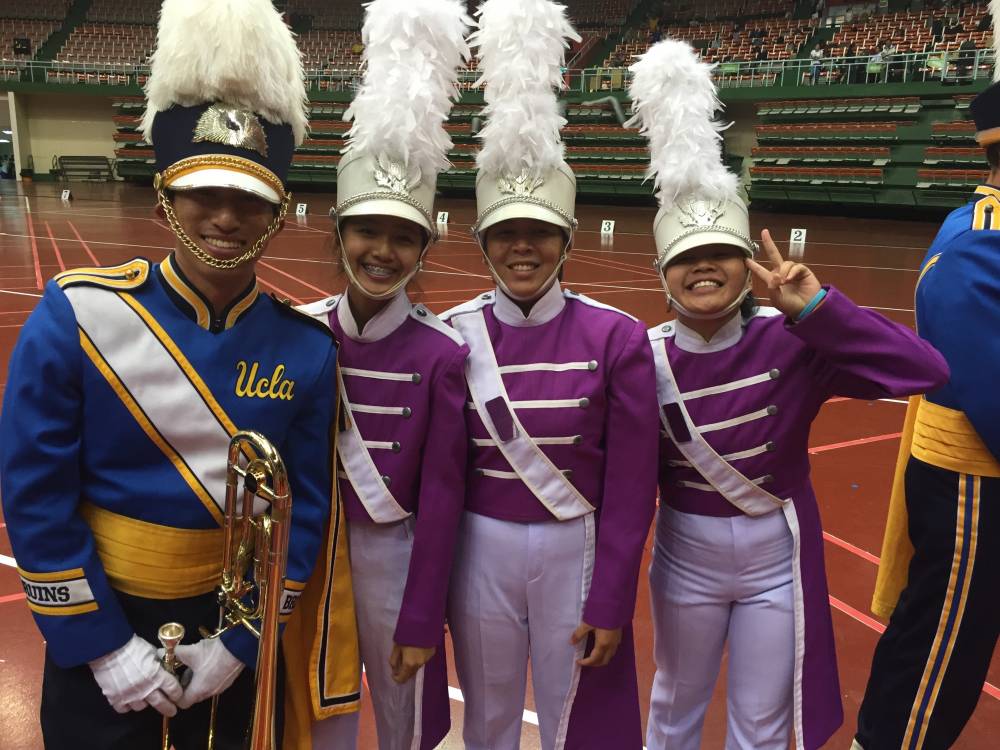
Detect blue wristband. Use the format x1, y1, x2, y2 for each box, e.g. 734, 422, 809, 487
796, 288, 828, 321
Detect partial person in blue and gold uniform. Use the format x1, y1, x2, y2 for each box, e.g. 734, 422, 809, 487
0, 1, 357, 748
853, 47, 1000, 750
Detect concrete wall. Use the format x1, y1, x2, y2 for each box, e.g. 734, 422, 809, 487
13, 93, 115, 176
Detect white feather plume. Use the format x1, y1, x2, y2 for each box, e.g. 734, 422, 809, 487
991, 0, 1000, 82
141, 0, 308, 146
471, 0, 581, 178
626, 39, 740, 213
343, 0, 472, 180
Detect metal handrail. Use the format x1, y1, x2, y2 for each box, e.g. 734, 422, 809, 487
2, 48, 994, 91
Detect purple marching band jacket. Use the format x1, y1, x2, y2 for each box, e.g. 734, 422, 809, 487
442, 282, 660, 749
301, 291, 470, 749
648, 286, 949, 750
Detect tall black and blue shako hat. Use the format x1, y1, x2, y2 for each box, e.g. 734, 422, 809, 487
141, 0, 309, 270
971, 2, 1000, 149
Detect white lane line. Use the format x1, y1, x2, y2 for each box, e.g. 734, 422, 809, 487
0, 554, 16, 568
447, 686, 540, 726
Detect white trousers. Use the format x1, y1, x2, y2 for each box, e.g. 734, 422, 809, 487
312, 519, 421, 750
646, 507, 795, 750
449, 512, 589, 750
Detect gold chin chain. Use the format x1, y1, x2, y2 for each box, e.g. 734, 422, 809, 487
157, 189, 290, 271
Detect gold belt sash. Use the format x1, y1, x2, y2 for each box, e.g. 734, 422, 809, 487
911, 399, 1000, 478
81, 503, 224, 599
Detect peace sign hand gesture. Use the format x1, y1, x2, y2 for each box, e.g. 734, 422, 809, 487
746, 229, 823, 319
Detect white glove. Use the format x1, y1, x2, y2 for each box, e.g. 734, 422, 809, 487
88, 634, 183, 717
172, 637, 244, 709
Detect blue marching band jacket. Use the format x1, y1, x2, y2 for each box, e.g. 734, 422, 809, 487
0, 256, 339, 669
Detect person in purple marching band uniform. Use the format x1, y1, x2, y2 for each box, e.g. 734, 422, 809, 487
296, 2, 473, 749
439, 2, 659, 748
626, 40, 951, 750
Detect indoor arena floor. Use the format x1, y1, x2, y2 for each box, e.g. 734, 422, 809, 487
0, 180, 997, 749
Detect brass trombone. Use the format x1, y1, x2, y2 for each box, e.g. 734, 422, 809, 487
199, 430, 292, 750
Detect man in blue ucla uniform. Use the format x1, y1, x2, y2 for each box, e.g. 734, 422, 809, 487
853, 79, 1000, 749
0, 1, 355, 747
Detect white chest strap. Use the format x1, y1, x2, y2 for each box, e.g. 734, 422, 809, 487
651, 337, 787, 517
336, 368, 411, 524
64, 285, 241, 521
451, 309, 595, 522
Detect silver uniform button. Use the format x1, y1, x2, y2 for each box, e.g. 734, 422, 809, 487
578, 398, 590, 408
761, 475, 774, 483
767, 405, 778, 416
415, 308, 427, 318
769, 368, 780, 379
562, 469, 574, 479
391, 441, 401, 453
481, 293, 491, 300
411, 373, 422, 384
326, 298, 336, 308
381, 475, 392, 488
662, 324, 671, 333
588, 360, 598, 371
573, 435, 583, 446
766, 441, 776, 451
401, 407, 412, 418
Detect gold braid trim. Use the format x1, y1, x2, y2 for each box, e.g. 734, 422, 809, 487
155, 154, 287, 202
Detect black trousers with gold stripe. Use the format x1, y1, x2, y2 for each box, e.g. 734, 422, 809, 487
856, 457, 999, 750
40, 590, 282, 750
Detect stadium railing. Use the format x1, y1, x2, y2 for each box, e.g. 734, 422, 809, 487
5, 48, 995, 91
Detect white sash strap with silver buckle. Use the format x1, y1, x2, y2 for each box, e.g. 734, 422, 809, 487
336, 368, 411, 524
451, 310, 595, 522
651, 336, 787, 517
64, 285, 237, 518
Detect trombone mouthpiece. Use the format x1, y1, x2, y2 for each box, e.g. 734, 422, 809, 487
158, 622, 186, 673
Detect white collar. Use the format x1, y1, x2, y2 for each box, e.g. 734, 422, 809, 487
337, 291, 412, 343
492, 281, 566, 327
673, 312, 744, 354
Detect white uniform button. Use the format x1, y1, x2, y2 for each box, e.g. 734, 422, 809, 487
411, 373, 422, 384
401, 407, 412, 418
588, 360, 598, 371
578, 398, 590, 408
767, 405, 778, 416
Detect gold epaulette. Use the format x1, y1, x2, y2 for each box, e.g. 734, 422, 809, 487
912, 398, 1000, 477
55, 258, 150, 290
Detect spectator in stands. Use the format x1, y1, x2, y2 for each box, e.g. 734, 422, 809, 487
0, 155, 13, 179
843, 42, 862, 84
932, 15, 945, 41
810, 43, 825, 84
957, 36, 977, 79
